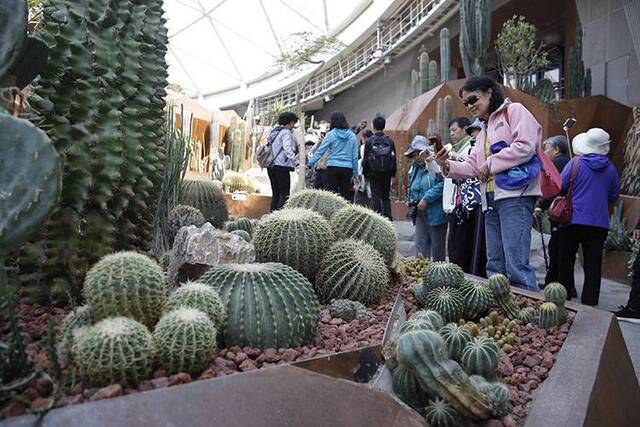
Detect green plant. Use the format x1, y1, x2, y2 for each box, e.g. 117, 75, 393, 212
411, 68, 419, 98
315, 239, 389, 304
422, 286, 464, 323
439, 323, 472, 361
73, 317, 154, 387
58, 305, 93, 366
396, 330, 493, 419
180, 179, 229, 229
230, 229, 251, 242
153, 308, 216, 376
543, 282, 567, 306
198, 262, 320, 349
83, 251, 167, 327
277, 31, 344, 69
254, 208, 333, 280
532, 78, 555, 103
424, 397, 460, 427
422, 262, 465, 291
461, 336, 499, 378
621, 107, 640, 196
567, 23, 591, 98
402, 310, 445, 333
538, 301, 561, 329
419, 45, 429, 94
463, 311, 517, 352
159, 250, 172, 270
284, 189, 348, 220
328, 299, 366, 322
470, 376, 512, 418
330, 205, 397, 265
221, 170, 256, 193
460, 280, 493, 320
165, 281, 225, 329
604, 204, 633, 251
628, 240, 640, 277
487, 274, 521, 320
459, 0, 491, 77
167, 204, 205, 243
0, 287, 33, 388
230, 127, 245, 172
0, 111, 62, 289
440, 28, 451, 82
236, 217, 253, 235
428, 60, 439, 90
517, 307, 536, 325
393, 365, 431, 410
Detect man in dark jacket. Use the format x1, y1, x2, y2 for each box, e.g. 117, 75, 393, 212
363, 116, 397, 220
534, 136, 571, 287
615, 219, 640, 321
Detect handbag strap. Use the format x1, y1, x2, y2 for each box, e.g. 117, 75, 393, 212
566, 158, 580, 196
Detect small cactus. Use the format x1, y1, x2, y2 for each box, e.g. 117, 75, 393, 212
236, 217, 253, 235
165, 281, 226, 329
517, 307, 536, 325
460, 280, 493, 320
461, 336, 500, 378
284, 189, 349, 220
539, 302, 561, 329
167, 204, 205, 243
230, 229, 251, 242
422, 262, 465, 291
393, 365, 431, 410
543, 282, 567, 306
180, 179, 228, 229
221, 171, 255, 193
59, 305, 93, 366
422, 286, 464, 323
439, 323, 472, 361
487, 274, 521, 320
402, 310, 445, 333
424, 397, 461, 427
329, 299, 367, 322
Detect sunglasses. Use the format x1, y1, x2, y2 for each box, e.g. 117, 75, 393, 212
462, 94, 480, 107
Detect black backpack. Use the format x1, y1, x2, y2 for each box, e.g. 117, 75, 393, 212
366, 134, 395, 173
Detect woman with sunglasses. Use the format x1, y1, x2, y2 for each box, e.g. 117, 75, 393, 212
434, 76, 542, 291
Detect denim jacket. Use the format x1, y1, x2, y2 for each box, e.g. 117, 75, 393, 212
408, 161, 447, 226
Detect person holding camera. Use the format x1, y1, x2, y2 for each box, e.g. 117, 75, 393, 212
405, 135, 447, 260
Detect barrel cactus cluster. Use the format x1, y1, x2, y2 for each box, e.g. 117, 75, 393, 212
543, 282, 568, 324
284, 189, 348, 220
328, 299, 367, 322
462, 311, 518, 352
165, 281, 226, 329
180, 179, 229, 229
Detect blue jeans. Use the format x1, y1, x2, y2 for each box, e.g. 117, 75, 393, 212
415, 211, 447, 261
484, 193, 538, 291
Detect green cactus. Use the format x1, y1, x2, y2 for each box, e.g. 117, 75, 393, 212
439, 323, 472, 361
396, 330, 493, 419
159, 250, 172, 271
460, 280, 493, 320
167, 204, 206, 243
568, 23, 586, 98
533, 78, 555, 103
428, 60, 439, 90
470, 376, 512, 418
83, 252, 167, 328
539, 301, 561, 329
58, 305, 93, 367
543, 282, 568, 306
459, 0, 491, 77
423, 262, 466, 291
165, 281, 226, 329
198, 262, 320, 349
393, 365, 431, 410
0, 0, 27, 81
221, 170, 256, 193
419, 45, 429, 94
461, 336, 499, 378
153, 308, 216, 376
422, 286, 465, 323
284, 189, 348, 220
328, 299, 366, 322
230, 128, 245, 172
315, 239, 389, 305
180, 179, 229, 229
411, 68, 419, 98
236, 217, 253, 235
0, 112, 62, 288
254, 208, 334, 280
225, 221, 239, 232
73, 317, 154, 387
443, 95, 454, 145
401, 310, 445, 334
487, 274, 521, 320
440, 28, 451, 82
424, 397, 461, 427
436, 97, 444, 140
584, 67, 592, 96
330, 205, 397, 265
517, 306, 536, 325
230, 229, 251, 242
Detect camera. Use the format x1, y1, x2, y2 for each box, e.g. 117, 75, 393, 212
407, 200, 419, 223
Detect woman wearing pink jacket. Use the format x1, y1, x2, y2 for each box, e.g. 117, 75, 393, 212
435, 77, 542, 291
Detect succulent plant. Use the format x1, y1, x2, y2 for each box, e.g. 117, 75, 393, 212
487, 274, 521, 320
400, 310, 445, 335
459, 0, 491, 77
422, 262, 465, 291
221, 170, 255, 193
284, 189, 348, 220
225, 221, 239, 232
329, 299, 367, 322
230, 229, 251, 242
254, 208, 334, 281
411, 68, 419, 98
460, 279, 493, 320
461, 336, 500, 378
180, 179, 228, 229
543, 282, 568, 306
83, 252, 167, 328
439, 28, 451, 82
198, 263, 320, 349
463, 311, 517, 352
393, 365, 431, 410
517, 307, 536, 325
539, 301, 561, 329
73, 317, 154, 387
428, 60, 439, 91
153, 308, 216, 375
422, 286, 464, 323
418, 45, 430, 94
210, 147, 228, 181
236, 218, 253, 235
400, 255, 430, 282
315, 239, 389, 305
424, 397, 460, 427
167, 204, 206, 243
158, 250, 172, 270
58, 305, 93, 366
481, 381, 512, 418
330, 205, 397, 265
166, 281, 226, 329
439, 323, 473, 361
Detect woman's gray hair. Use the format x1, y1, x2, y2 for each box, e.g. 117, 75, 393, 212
543, 135, 568, 155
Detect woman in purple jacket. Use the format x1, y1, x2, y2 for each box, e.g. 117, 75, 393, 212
557, 128, 620, 305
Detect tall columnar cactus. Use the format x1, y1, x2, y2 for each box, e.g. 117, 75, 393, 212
419, 45, 430, 94
83, 252, 167, 327
393, 365, 432, 410
442, 95, 453, 145
253, 208, 334, 280
538, 301, 561, 329
424, 397, 461, 427
461, 336, 499, 378
584, 67, 592, 96
568, 23, 587, 98
411, 68, 419, 98
440, 28, 451, 82
533, 78, 555, 103
153, 308, 216, 376
428, 60, 439, 90
315, 239, 389, 305
167, 205, 205, 243
198, 263, 320, 349
487, 274, 521, 320
460, 280, 493, 320
436, 97, 444, 139
0, 112, 62, 288
180, 179, 229, 229
423, 262, 466, 291
330, 205, 397, 265
73, 317, 154, 387
439, 323, 472, 361
422, 286, 465, 323
459, 0, 491, 77
165, 281, 226, 329
284, 189, 348, 220
230, 128, 245, 172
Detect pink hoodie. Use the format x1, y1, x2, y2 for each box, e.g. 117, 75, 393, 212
445, 99, 542, 210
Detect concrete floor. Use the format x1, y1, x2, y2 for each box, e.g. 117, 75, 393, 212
393, 220, 640, 381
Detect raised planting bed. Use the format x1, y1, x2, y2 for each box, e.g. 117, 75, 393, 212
0, 278, 403, 420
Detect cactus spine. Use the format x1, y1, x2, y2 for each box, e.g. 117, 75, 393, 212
180, 179, 229, 228
422, 286, 465, 323
461, 336, 500, 378
423, 262, 466, 291
439, 323, 472, 361
428, 60, 439, 90
165, 281, 226, 329
539, 301, 561, 329
460, 280, 493, 320
425, 397, 461, 427
487, 274, 521, 320
440, 28, 451, 82
284, 189, 348, 220
459, 0, 491, 77
419, 45, 430, 94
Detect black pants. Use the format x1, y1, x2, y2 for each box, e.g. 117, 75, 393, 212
325, 166, 353, 201
558, 224, 608, 306
544, 220, 561, 284
369, 173, 393, 220
471, 206, 487, 278
268, 166, 291, 211
629, 253, 640, 310
313, 169, 326, 190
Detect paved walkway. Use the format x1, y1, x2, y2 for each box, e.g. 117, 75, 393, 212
394, 220, 640, 381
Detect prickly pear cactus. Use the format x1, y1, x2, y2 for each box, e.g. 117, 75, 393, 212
330, 205, 397, 265
73, 317, 154, 387
487, 274, 521, 320
315, 239, 389, 305
253, 208, 334, 280
83, 252, 167, 327
421, 286, 464, 323
539, 301, 561, 329
0, 112, 62, 287
167, 204, 205, 243
439, 323, 472, 361
423, 262, 465, 291
284, 189, 348, 220
461, 336, 499, 378
165, 281, 225, 329
198, 263, 320, 349
180, 179, 228, 229
460, 280, 493, 320
153, 308, 216, 376
424, 397, 460, 427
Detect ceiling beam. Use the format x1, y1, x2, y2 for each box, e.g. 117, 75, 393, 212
168, 0, 227, 39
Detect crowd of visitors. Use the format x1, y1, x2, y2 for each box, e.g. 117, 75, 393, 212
264, 73, 633, 315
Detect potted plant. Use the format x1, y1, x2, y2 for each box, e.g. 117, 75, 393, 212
603, 204, 633, 285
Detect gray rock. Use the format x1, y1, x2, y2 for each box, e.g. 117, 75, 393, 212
168, 222, 255, 289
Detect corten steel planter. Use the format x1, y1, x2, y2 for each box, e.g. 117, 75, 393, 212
602, 250, 632, 286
